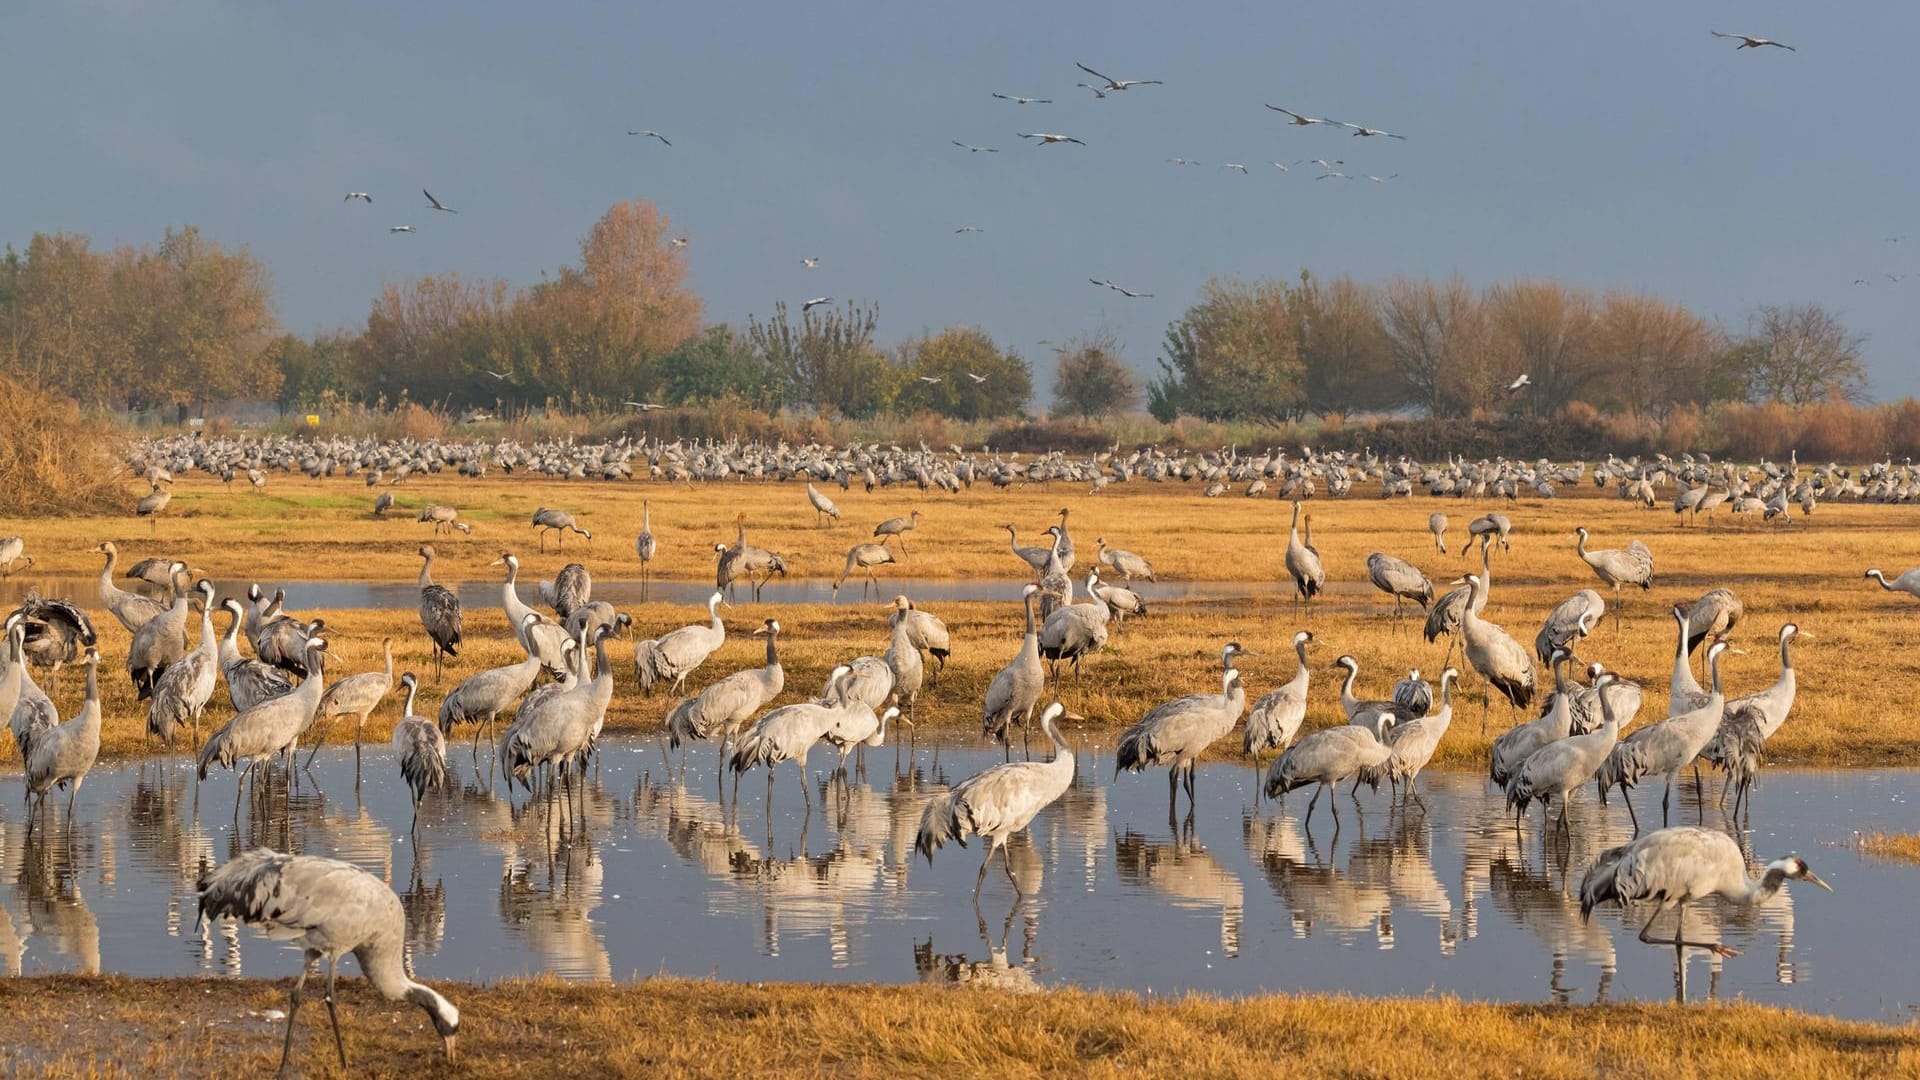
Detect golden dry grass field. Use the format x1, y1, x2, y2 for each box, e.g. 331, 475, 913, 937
2, 975, 1916, 1079
7, 471, 1920, 769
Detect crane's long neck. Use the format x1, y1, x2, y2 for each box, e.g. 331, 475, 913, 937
1707, 648, 1726, 700
1575, 532, 1590, 560
98, 550, 116, 587
1440, 671, 1457, 709
382, 639, 395, 677
1779, 632, 1796, 674
197, 601, 217, 650
1871, 570, 1895, 591
1340, 664, 1358, 707
1293, 639, 1310, 681
419, 554, 435, 590
642, 501, 651, 529
1022, 593, 1036, 638
402, 680, 418, 719
766, 630, 781, 669
709, 597, 724, 633
1740, 863, 1796, 907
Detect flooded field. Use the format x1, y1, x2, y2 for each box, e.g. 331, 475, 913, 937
2, 738, 1911, 1019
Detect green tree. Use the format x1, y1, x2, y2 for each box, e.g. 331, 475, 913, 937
1050, 331, 1139, 417
896, 327, 1032, 420
748, 300, 889, 417
266, 332, 356, 413
657, 324, 783, 408
1153, 278, 1304, 422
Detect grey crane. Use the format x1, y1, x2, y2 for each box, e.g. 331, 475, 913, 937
562, 602, 630, 642
1428, 513, 1448, 555
888, 595, 951, 682
1580, 827, 1827, 970
826, 654, 895, 716
1051, 508, 1076, 572
635, 499, 657, 599
1087, 567, 1146, 633
1333, 654, 1417, 738
1864, 567, 1920, 601
823, 700, 901, 775
1263, 724, 1393, 829
668, 618, 786, 779
502, 625, 617, 807
1365, 667, 1459, 802
634, 591, 726, 695
127, 564, 195, 700
1458, 573, 1536, 727
873, 509, 923, 553
306, 637, 395, 767
135, 478, 172, 531
253, 595, 322, 678
391, 673, 446, 830
806, 481, 842, 526
373, 491, 394, 517
1700, 623, 1805, 815
1462, 513, 1512, 554
531, 506, 591, 551
727, 674, 848, 809
195, 849, 461, 1072
126, 555, 183, 589
7, 590, 95, 687
1534, 591, 1603, 666
200, 638, 329, 801
437, 614, 550, 750
23, 649, 100, 832
834, 541, 897, 599
216, 599, 295, 714
1393, 669, 1434, 715
1245, 631, 1314, 765
1365, 551, 1433, 625
1667, 604, 1711, 711
491, 553, 570, 676
1038, 573, 1111, 683
0, 536, 30, 577
982, 585, 1045, 754
417, 545, 462, 683
1680, 587, 1743, 661
1573, 527, 1654, 628
1284, 501, 1325, 610
917, 701, 1077, 896
146, 580, 219, 748
0, 615, 29, 761
542, 562, 592, 619
1117, 642, 1250, 817
1426, 532, 1493, 667
416, 504, 468, 535
1597, 640, 1735, 832
94, 542, 167, 632
1505, 672, 1630, 834
1002, 524, 1057, 578
1096, 537, 1156, 582
1489, 649, 1580, 788
884, 614, 925, 719
721, 513, 788, 600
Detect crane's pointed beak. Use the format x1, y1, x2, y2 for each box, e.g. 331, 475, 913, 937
1805, 871, 1833, 892
1795, 631, 1816, 641
444, 1033, 458, 1061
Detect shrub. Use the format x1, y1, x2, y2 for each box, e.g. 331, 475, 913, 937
0, 376, 127, 515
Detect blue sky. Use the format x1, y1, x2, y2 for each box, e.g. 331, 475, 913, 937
4, 1, 1915, 397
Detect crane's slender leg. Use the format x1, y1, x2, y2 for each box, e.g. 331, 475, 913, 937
1661, 776, 1673, 828
796, 759, 810, 809
278, 952, 318, 1077
303, 720, 332, 768
1638, 899, 1739, 957
1623, 786, 1641, 835
1003, 841, 1021, 892
1167, 766, 1178, 822
974, 847, 993, 897
323, 954, 348, 1068
1303, 783, 1322, 829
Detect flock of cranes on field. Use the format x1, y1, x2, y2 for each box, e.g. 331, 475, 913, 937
9, 434, 1913, 1070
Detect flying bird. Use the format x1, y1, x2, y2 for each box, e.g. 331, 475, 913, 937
1508, 373, 1533, 394
423, 189, 457, 213
1270, 162, 1291, 172
952, 141, 1000, 153
1314, 171, 1350, 180
623, 401, 666, 411
1074, 62, 1162, 92
803, 296, 832, 312
343, 192, 372, 203
802, 257, 820, 268
967, 372, 988, 384
917, 375, 943, 385
1711, 31, 1795, 51
627, 129, 672, 145
1366, 173, 1399, 184
954, 225, 985, 233
1343, 123, 1407, 140
1092, 279, 1152, 299
1310, 159, 1344, 169
1221, 163, 1249, 173
1019, 132, 1086, 146
1267, 105, 1339, 127
992, 93, 1052, 105
390, 225, 415, 233
1074, 82, 1110, 99
483, 369, 509, 381
670, 236, 689, 249
1167, 158, 1202, 166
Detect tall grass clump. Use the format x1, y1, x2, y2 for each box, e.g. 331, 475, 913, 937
0, 376, 126, 515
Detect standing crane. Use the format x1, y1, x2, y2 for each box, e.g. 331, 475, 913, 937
1245, 630, 1314, 768
195, 849, 461, 1072
1457, 573, 1536, 729
667, 618, 785, 784
306, 637, 396, 768
635, 500, 657, 600
1263, 724, 1393, 829
833, 542, 897, 599
146, 580, 219, 749
1573, 527, 1654, 630
887, 595, 951, 682
1701, 623, 1806, 815
1426, 533, 1493, 667
1087, 567, 1146, 633
1534, 592, 1603, 666
437, 616, 549, 751
391, 673, 447, 830
416, 546, 462, 683
93, 542, 167, 633
1597, 640, 1735, 832
1427, 513, 1448, 555
1580, 827, 1829, 968
916, 701, 1076, 897
1284, 501, 1324, 611
1095, 538, 1156, 582
1365, 552, 1433, 626
23, 649, 100, 832
982, 585, 1045, 754
1504, 672, 1630, 835
873, 509, 923, 553
1115, 643, 1249, 818
1365, 667, 1458, 802
1333, 654, 1418, 738
634, 592, 726, 695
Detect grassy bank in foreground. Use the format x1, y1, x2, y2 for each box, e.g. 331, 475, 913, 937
1, 975, 1915, 1078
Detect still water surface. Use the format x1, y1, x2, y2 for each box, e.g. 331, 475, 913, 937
2, 740, 1913, 1018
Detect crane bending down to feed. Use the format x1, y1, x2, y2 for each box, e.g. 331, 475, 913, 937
1263, 725, 1393, 829
531, 507, 591, 552
1573, 527, 1653, 629
1864, 567, 1920, 602
834, 542, 897, 599
916, 702, 1076, 897
1580, 826, 1829, 965
1116, 643, 1249, 818
196, 849, 461, 1072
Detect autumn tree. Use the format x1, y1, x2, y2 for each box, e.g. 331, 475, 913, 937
1294, 273, 1396, 417
1728, 302, 1868, 405
351, 273, 514, 407
1483, 280, 1597, 415
1590, 292, 1723, 415
894, 327, 1031, 420
1378, 274, 1490, 417
1152, 278, 1304, 422
1051, 331, 1140, 417
748, 299, 889, 416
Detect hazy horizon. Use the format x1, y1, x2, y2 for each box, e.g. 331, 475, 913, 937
4, 2, 1914, 398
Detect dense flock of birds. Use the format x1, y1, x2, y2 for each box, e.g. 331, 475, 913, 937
9, 429, 1914, 1071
